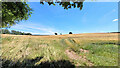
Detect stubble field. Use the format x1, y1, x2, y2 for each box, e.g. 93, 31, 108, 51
1, 33, 119, 68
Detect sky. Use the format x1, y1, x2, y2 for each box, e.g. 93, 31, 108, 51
7, 2, 118, 35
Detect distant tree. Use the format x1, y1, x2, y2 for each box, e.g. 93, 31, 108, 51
55, 33, 58, 35
15, 31, 20, 35
60, 33, 62, 35
10, 30, 32, 35
69, 32, 73, 34
11, 30, 16, 34
21, 33, 24, 35
22, 32, 25, 35
0, 29, 10, 34
0, 29, 32, 35
25, 33, 32, 35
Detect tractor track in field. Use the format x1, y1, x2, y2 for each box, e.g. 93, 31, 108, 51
65, 48, 94, 66
64, 38, 94, 66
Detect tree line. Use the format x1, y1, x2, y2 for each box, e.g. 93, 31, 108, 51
0, 29, 32, 35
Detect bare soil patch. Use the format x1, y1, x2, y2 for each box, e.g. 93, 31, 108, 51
65, 49, 93, 66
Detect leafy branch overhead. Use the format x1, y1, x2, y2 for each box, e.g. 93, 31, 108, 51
1, 0, 84, 28
40, 1, 84, 10
1, 2, 32, 28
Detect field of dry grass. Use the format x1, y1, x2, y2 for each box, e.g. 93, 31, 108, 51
1, 33, 119, 67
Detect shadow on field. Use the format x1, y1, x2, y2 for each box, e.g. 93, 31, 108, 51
91, 42, 120, 45
2, 56, 75, 68
2, 57, 118, 68
76, 66, 118, 68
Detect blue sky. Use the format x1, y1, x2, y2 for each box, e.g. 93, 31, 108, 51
8, 2, 118, 35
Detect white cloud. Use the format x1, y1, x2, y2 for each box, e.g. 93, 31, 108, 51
113, 19, 118, 22
10, 23, 62, 35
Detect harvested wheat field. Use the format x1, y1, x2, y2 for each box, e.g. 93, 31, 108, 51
1, 33, 119, 68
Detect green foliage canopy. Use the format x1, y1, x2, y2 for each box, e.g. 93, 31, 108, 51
40, 0, 84, 10
0, 29, 10, 34
1, 2, 32, 28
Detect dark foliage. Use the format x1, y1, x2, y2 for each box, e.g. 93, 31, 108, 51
0, 29, 32, 35
1, 2, 32, 28
110, 32, 120, 33
55, 33, 58, 35
69, 32, 73, 34
1, 29, 10, 34
40, 0, 84, 10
